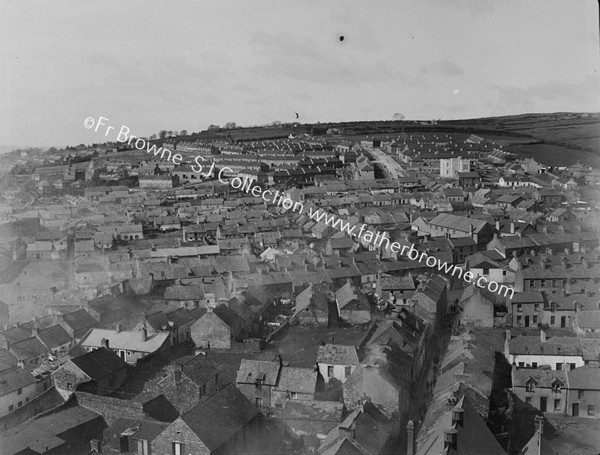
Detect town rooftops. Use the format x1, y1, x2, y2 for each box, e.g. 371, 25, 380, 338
36, 325, 71, 350
316, 344, 359, 366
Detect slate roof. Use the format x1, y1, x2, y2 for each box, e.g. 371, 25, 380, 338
428, 213, 488, 233
61, 309, 98, 338
513, 368, 566, 388
0, 348, 18, 371
276, 367, 317, 394
236, 359, 281, 386
37, 325, 71, 349
69, 347, 127, 380
81, 328, 169, 353
181, 384, 258, 451
0, 366, 36, 396
1, 405, 101, 454
317, 344, 359, 366
567, 365, 600, 390
182, 355, 222, 386
508, 335, 581, 357
10, 337, 48, 360
106, 417, 168, 443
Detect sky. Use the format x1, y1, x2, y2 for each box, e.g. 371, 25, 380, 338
1, 0, 599, 147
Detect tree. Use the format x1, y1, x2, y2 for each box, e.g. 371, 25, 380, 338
223, 122, 236, 129
159, 130, 168, 139
180, 130, 188, 136
149, 134, 157, 140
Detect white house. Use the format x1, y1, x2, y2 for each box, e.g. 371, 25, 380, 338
316, 344, 359, 384
0, 366, 38, 417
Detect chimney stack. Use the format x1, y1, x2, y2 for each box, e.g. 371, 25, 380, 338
101, 338, 109, 349
141, 326, 147, 342
115, 324, 121, 333
406, 420, 415, 455
510, 222, 515, 234
540, 329, 546, 343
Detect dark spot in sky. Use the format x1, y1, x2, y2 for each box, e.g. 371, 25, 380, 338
339, 36, 344, 42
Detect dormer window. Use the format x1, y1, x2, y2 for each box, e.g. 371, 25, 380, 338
551, 381, 561, 393
526, 379, 535, 392
255, 379, 262, 389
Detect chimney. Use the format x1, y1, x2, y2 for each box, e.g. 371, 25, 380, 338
540, 329, 546, 343
172, 362, 184, 382
452, 407, 464, 427
278, 354, 283, 368
115, 323, 121, 333
101, 338, 109, 349
495, 220, 500, 230
469, 224, 474, 238
32, 327, 39, 337
141, 326, 147, 342
406, 420, 415, 455
539, 257, 547, 269
534, 414, 544, 437
443, 429, 458, 451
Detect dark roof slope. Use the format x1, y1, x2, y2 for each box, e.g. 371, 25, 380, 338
70, 347, 128, 380
182, 384, 258, 451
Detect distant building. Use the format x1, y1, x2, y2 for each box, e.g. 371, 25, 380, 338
440, 156, 470, 178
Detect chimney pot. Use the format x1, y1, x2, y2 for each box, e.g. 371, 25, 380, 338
406, 420, 415, 455
115, 324, 121, 333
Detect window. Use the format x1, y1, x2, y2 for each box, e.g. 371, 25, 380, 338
556, 363, 562, 370
517, 315, 522, 324
17, 401, 22, 408
255, 397, 262, 407
532, 362, 538, 368
290, 392, 298, 400
172, 442, 184, 455
345, 366, 352, 377
8, 405, 13, 412
550, 316, 556, 325
554, 399, 561, 411
137, 439, 149, 455
525, 397, 532, 406
66, 382, 72, 390
579, 390, 585, 399
255, 379, 262, 389
540, 280, 546, 287
517, 304, 523, 312
519, 362, 525, 367
588, 405, 595, 416
503, 270, 507, 276
126, 351, 132, 356
483, 268, 489, 275
17, 388, 22, 395
528, 280, 535, 287
526, 381, 535, 392
534, 304, 539, 311
25, 398, 29, 403
570, 363, 576, 370
327, 366, 334, 378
